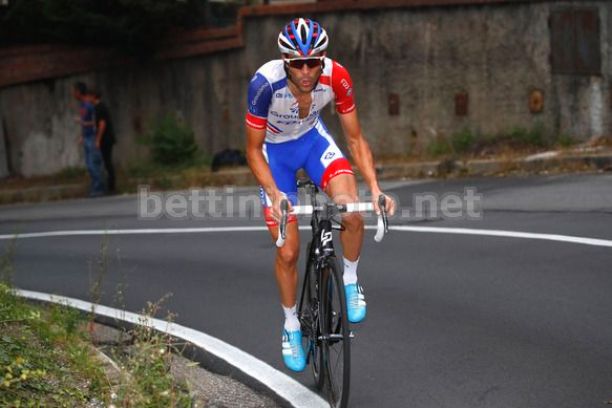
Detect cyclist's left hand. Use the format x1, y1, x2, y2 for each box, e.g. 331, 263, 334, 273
371, 190, 396, 216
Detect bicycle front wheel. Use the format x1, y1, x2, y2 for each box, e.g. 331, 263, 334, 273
320, 258, 350, 408
298, 244, 324, 390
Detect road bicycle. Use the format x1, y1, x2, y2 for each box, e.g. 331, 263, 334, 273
277, 180, 388, 408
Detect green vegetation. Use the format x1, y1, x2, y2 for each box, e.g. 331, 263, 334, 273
121, 113, 232, 191
426, 124, 576, 158
109, 296, 193, 407
0, 239, 196, 406
140, 115, 199, 166
0, 282, 110, 407
426, 136, 452, 157
1, 242, 107, 406
506, 123, 547, 148
0, 238, 15, 286
1, 0, 187, 53
0, 283, 195, 407
450, 128, 477, 154
557, 133, 575, 148
0, 0, 242, 54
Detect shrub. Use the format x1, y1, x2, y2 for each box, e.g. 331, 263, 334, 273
506, 123, 548, 148
144, 115, 198, 166
450, 128, 477, 154
426, 137, 452, 157
557, 134, 575, 148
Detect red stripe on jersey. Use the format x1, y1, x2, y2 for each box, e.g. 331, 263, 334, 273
319, 75, 331, 86
321, 158, 354, 190
336, 103, 356, 114
245, 112, 267, 130
331, 61, 356, 115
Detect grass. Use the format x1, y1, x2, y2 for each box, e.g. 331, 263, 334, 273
0, 282, 110, 407
90, 239, 194, 406
0, 238, 197, 407
0, 238, 16, 286
425, 124, 579, 159
108, 295, 194, 407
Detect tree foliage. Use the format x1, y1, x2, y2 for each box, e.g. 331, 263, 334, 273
0, 0, 229, 54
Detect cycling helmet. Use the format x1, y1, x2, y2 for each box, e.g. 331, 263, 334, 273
278, 18, 329, 58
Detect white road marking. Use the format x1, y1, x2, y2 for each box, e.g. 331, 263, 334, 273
14, 289, 328, 408
386, 226, 612, 248
1, 226, 611, 248
0, 227, 267, 240
4, 224, 610, 404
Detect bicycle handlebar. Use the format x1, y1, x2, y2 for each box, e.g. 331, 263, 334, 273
275, 195, 389, 248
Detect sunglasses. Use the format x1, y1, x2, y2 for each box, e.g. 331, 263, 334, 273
286, 57, 324, 69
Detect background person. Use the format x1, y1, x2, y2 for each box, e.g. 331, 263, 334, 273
91, 89, 116, 194
72, 82, 104, 197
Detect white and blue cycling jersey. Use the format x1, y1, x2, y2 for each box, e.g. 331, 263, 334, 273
245, 58, 357, 225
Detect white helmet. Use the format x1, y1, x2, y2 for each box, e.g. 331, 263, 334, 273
277, 18, 329, 58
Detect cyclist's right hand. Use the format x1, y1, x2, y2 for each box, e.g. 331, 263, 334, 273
271, 192, 292, 223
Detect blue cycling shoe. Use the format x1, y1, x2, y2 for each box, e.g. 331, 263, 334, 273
281, 329, 306, 372
345, 283, 367, 323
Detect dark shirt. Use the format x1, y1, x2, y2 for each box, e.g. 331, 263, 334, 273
94, 102, 116, 145
80, 101, 96, 138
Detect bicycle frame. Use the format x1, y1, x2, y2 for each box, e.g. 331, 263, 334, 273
299, 182, 338, 334
296, 179, 387, 337
296, 182, 339, 358
285, 180, 387, 407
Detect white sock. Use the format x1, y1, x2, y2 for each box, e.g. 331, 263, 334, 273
343, 257, 359, 285
282, 304, 300, 331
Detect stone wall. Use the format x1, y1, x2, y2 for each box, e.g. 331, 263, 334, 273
0, 0, 610, 176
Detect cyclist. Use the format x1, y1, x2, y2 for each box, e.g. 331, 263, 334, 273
245, 18, 396, 372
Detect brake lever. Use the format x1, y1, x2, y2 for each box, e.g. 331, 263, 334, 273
374, 195, 388, 243
378, 194, 389, 234
276, 199, 289, 248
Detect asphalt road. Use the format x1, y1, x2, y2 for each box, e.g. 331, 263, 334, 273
1, 173, 611, 408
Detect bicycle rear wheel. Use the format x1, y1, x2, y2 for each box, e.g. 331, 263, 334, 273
298, 244, 324, 390
320, 258, 350, 408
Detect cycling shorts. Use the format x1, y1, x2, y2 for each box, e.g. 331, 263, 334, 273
260, 120, 354, 227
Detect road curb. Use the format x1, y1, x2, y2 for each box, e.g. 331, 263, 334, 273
0, 183, 87, 205
376, 153, 612, 179
14, 289, 328, 408
1, 152, 611, 205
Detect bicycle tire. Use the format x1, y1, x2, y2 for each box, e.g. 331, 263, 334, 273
298, 243, 324, 390
320, 258, 350, 408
